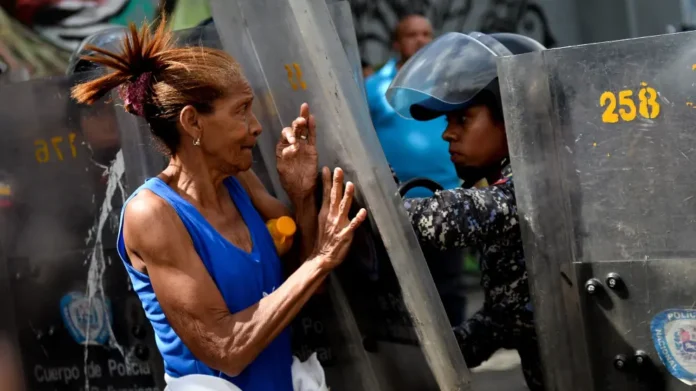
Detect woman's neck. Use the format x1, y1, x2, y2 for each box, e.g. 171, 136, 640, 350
163, 148, 235, 210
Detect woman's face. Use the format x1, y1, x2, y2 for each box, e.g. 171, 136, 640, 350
443, 104, 508, 168
193, 81, 262, 174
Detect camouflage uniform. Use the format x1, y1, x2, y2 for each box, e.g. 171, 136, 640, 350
402, 164, 544, 391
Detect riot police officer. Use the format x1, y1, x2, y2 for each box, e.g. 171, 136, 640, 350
387, 32, 546, 390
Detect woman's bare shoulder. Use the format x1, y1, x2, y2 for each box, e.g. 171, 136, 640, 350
123, 190, 188, 256
125, 190, 173, 224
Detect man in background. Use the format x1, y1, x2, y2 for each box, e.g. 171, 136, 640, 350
365, 15, 469, 326
365, 15, 460, 198
361, 60, 374, 78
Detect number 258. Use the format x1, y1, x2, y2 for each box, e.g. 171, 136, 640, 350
600, 82, 660, 123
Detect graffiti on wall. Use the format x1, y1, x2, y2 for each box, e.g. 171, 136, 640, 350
347, 0, 557, 65
12, 0, 162, 51
0, 0, 557, 76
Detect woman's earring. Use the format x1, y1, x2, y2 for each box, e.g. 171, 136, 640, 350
193, 137, 201, 146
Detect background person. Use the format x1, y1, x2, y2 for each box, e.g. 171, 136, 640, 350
365, 14, 460, 198
361, 59, 374, 78
71, 20, 366, 391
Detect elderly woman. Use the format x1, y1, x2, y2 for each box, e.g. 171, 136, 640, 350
71, 21, 367, 391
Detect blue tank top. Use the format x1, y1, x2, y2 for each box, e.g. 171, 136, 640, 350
116, 177, 292, 391
365, 58, 461, 197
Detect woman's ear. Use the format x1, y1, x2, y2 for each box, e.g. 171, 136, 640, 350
179, 105, 202, 140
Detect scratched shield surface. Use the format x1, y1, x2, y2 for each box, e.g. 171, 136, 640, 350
499, 32, 696, 391
0, 73, 164, 390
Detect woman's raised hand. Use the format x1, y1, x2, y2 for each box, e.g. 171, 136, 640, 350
276, 103, 318, 201
313, 167, 367, 269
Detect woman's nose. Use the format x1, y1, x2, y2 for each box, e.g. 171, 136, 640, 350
249, 114, 262, 136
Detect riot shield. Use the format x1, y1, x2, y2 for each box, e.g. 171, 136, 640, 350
499, 31, 696, 390
0, 73, 164, 390
210, 1, 471, 390
327, 1, 367, 99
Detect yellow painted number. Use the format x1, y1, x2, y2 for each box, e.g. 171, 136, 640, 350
284, 63, 307, 91
34, 132, 78, 163
600, 84, 660, 123
618, 90, 636, 121
68, 132, 77, 158
638, 82, 660, 119
600, 91, 619, 123
51, 136, 64, 160
34, 139, 49, 163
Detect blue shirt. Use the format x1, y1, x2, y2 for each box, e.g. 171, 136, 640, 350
365, 58, 461, 197
116, 177, 292, 391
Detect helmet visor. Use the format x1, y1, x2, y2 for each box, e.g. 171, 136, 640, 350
386, 32, 500, 119
67, 27, 127, 75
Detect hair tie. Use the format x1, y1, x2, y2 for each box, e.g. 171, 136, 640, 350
120, 72, 153, 117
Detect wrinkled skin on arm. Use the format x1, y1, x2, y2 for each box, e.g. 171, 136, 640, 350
122, 191, 327, 376
403, 180, 518, 251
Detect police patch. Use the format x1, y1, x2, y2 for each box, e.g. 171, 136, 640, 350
651, 309, 696, 385
60, 292, 112, 346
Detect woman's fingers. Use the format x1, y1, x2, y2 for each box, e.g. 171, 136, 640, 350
281, 126, 296, 145
283, 115, 308, 145
330, 167, 343, 214
338, 181, 354, 218
292, 117, 307, 134
308, 114, 316, 145
299, 103, 316, 145
321, 166, 331, 209
344, 208, 367, 234
299, 102, 310, 120
294, 102, 309, 140
281, 103, 314, 148
281, 145, 299, 158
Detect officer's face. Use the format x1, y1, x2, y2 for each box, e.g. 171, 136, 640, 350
394, 16, 433, 61
443, 105, 508, 168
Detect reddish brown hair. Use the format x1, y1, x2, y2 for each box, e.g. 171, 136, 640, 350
71, 17, 244, 154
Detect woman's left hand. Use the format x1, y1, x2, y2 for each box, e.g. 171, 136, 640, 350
276, 103, 319, 201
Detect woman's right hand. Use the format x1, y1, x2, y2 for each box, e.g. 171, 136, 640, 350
313, 167, 367, 269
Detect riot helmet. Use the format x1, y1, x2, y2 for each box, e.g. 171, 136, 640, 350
66, 27, 127, 75
65, 28, 127, 167
386, 32, 545, 121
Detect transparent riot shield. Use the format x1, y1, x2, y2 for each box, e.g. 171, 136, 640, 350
112, 98, 166, 194
327, 1, 367, 99
0, 73, 165, 390
499, 31, 696, 391
210, 1, 471, 390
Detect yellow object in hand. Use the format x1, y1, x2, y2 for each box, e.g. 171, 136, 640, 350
266, 216, 296, 256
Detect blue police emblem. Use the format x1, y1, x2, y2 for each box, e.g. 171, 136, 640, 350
60, 292, 113, 346
651, 309, 696, 385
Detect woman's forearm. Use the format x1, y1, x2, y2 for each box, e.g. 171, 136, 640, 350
292, 194, 318, 261
236, 170, 291, 220
219, 257, 328, 375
